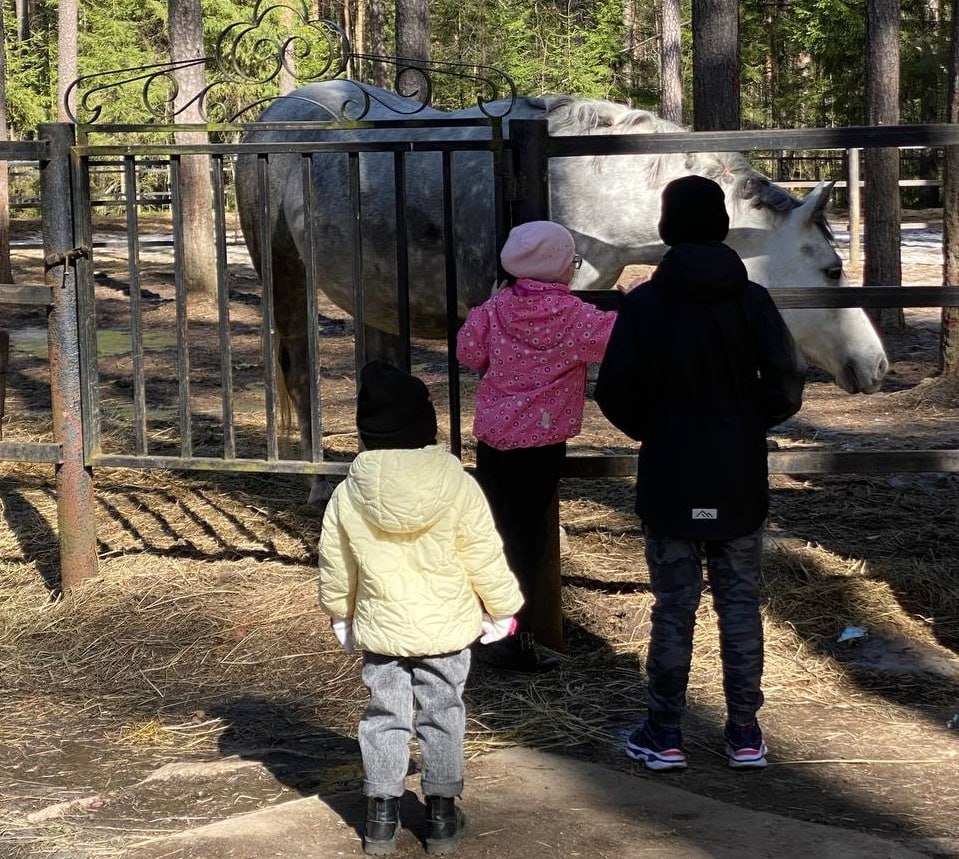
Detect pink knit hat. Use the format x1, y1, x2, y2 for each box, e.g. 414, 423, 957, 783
500, 221, 576, 283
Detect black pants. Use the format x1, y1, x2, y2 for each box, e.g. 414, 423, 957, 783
474, 440, 566, 634
642, 524, 766, 727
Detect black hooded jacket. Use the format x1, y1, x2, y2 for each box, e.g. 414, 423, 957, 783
594, 242, 806, 540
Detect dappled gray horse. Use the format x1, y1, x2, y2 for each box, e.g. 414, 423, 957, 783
235, 80, 888, 500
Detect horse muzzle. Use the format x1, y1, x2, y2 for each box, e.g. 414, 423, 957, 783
837, 353, 889, 394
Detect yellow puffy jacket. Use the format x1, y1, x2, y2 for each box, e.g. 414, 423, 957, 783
318, 446, 523, 657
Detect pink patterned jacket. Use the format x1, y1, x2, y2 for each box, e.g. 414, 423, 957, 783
457, 278, 617, 450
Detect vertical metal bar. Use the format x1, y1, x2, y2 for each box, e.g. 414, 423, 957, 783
508, 119, 551, 225
393, 150, 412, 371
256, 154, 279, 460
349, 151, 366, 370
123, 155, 148, 455
211, 154, 236, 459
39, 122, 99, 588
70, 146, 100, 460
300, 153, 323, 461
490, 118, 509, 269
441, 151, 462, 458
169, 155, 193, 459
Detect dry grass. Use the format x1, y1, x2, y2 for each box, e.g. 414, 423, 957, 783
3, 220, 959, 856
3, 442, 959, 858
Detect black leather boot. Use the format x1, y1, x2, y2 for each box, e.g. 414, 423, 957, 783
484, 631, 560, 673
364, 796, 400, 855
425, 795, 467, 855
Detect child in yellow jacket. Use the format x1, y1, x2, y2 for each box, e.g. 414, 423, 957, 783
318, 360, 523, 856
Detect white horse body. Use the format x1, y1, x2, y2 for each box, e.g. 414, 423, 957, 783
234, 80, 889, 497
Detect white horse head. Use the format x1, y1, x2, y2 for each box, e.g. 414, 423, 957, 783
544, 96, 888, 394
726, 182, 888, 393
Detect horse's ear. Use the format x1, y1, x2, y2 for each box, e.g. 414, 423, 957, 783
799, 180, 836, 221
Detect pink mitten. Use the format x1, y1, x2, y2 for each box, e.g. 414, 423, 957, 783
480, 613, 518, 644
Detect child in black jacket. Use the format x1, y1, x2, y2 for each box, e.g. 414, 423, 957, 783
595, 175, 805, 771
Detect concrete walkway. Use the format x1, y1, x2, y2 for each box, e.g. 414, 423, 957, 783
125, 746, 936, 859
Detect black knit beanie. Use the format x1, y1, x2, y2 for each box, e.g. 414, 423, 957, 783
658, 175, 730, 247
356, 360, 437, 450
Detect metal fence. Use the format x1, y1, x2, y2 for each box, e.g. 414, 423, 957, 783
4, 120, 959, 592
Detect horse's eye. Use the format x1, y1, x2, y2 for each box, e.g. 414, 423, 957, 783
826, 265, 842, 280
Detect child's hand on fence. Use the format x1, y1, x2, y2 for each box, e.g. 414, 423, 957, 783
330, 618, 355, 652
480, 613, 518, 644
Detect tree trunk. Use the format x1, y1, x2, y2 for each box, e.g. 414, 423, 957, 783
342, 0, 355, 80
57, 0, 77, 122
168, 0, 217, 297
353, 0, 366, 82
279, 3, 296, 95
394, 0, 431, 99
659, 0, 683, 124
691, 0, 740, 130
863, 0, 904, 331
367, 0, 389, 87
14, 0, 29, 41
942, 0, 959, 374
0, 1, 12, 283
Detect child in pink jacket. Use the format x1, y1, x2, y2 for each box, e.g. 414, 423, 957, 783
457, 220, 617, 672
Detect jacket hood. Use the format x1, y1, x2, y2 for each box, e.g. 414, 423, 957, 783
651, 242, 748, 303
492, 279, 577, 350
344, 446, 463, 534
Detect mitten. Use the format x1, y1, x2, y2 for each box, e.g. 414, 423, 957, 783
330, 618, 355, 652
480, 613, 518, 644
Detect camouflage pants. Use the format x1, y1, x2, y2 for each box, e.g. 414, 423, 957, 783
642, 524, 765, 727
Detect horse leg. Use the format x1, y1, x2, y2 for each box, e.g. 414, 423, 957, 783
361, 325, 409, 370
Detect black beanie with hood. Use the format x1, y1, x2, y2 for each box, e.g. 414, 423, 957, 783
658, 175, 730, 247
356, 360, 438, 450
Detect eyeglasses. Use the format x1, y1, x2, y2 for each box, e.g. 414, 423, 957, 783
572, 254, 583, 270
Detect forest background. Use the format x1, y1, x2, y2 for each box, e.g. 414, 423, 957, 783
0, 0, 952, 138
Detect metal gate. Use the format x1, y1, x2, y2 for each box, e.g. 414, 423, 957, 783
70, 118, 512, 477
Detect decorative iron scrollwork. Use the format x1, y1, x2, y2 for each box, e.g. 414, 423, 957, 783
65, 0, 516, 127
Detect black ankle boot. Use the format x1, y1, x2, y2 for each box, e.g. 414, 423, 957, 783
364, 796, 400, 855
425, 795, 467, 855
484, 631, 560, 673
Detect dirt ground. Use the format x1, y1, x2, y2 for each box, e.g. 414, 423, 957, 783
1, 211, 958, 858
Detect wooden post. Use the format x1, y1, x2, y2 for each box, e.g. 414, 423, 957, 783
0, 329, 8, 441
848, 148, 861, 270
507, 119, 564, 652
39, 123, 99, 589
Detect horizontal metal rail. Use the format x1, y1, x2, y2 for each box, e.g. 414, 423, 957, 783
0, 285, 54, 305
80, 117, 504, 136
0, 141, 49, 160
562, 449, 959, 478
88, 453, 352, 475
0, 442, 61, 463
578, 286, 959, 312
76, 139, 505, 157
547, 123, 959, 158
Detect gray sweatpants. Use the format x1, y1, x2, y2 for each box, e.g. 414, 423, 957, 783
643, 524, 766, 727
359, 649, 471, 799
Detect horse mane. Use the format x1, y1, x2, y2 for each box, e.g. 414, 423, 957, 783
541, 95, 809, 229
